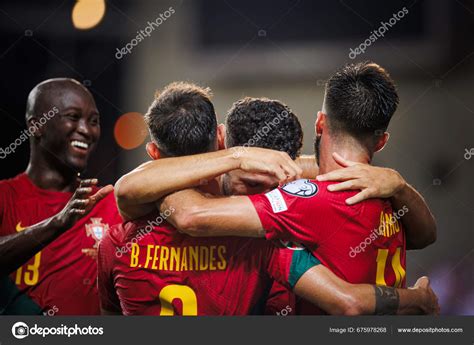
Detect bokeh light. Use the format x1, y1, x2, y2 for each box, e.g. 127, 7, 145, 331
72, 0, 106, 30
114, 112, 148, 150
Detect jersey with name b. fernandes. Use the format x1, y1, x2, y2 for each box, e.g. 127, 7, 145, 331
248, 179, 406, 314
98, 212, 319, 315
0, 173, 122, 315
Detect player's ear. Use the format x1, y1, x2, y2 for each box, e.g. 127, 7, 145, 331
374, 132, 390, 152
27, 117, 43, 138
217, 124, 226, 150
146, 142, 161, 160
315, 111, 326, 137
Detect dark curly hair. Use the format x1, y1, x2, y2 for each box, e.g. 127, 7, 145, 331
145, 82, 217, 157
225, 97, 303, 159
325, 61, 399, 138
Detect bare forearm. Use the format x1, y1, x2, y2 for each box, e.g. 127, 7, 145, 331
294, 266, 429, 315
115, 149, 240, 218
391, 183, 436, 249
0, 217, 64, 275
160, 190, 264, 237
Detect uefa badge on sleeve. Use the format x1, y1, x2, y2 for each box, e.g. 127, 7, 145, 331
82, 218, 110, 258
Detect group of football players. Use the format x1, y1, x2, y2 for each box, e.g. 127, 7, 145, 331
0, 61, 439, 315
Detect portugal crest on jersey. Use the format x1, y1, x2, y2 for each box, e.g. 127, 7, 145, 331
85, 218, 109, 247
83, 218, 110, 258
281, 179, 318, 198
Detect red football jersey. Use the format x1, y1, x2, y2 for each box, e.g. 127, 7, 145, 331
0, 173, 122, 315
98, 212, 319, 315
248, 179, 406, 314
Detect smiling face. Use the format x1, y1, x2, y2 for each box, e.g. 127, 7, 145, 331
30, 81, 100, 172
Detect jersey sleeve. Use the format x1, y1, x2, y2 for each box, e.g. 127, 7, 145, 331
248, 179, 331, 246
97, 231, 122, 314
264, 244, 322, 290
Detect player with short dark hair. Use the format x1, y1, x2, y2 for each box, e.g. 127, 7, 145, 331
225, 97, 303, 159
221, 97, 305, 197
145, 81, 218, 157
0, 78, 121, 315
156, 63, 437, 314
103, 81, 439, 315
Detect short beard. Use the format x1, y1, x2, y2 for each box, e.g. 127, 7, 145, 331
314, 135, 321, 166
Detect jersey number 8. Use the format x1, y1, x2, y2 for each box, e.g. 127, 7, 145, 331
159, 284, 198, 316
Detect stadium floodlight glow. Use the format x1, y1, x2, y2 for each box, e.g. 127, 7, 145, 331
114, 112, 148, 150
72, 0, 106, 30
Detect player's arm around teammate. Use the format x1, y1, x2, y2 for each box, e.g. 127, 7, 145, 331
158, 154, 436, 249
115, 146, 302, 220
0, 179, 113, 275
276, 152, 436, 249
116, 145, 435, 247
316, 153, 436, 249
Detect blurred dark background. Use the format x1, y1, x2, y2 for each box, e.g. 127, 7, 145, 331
0, 0, 473, 314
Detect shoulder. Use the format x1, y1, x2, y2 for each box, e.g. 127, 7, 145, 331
0, 174, 31, 209
280, 179, 320, 198
0, 173, 28, 194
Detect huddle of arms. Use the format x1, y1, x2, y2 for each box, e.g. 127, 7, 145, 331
115, 147, 438, 315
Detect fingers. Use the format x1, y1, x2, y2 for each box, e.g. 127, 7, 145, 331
79, 178, 98, 188
332, 152, 358, 167
266, 152, 302, 185
345, 189, 373, 205
273, 166, 289, 184
277, 152, 303, 181
90, 184, 114, 203
74, 187, 93, 198
317, 167, 357, 182
327, 180, 358, 192
415, 276, 430, 289
70, 178, 101, 215
72, 179, 98, 199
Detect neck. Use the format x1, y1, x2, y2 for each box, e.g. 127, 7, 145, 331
26, 147, 78, 192
318, 135, 371, 174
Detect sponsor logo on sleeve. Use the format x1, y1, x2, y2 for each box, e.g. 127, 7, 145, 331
265, 189, 288, 213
